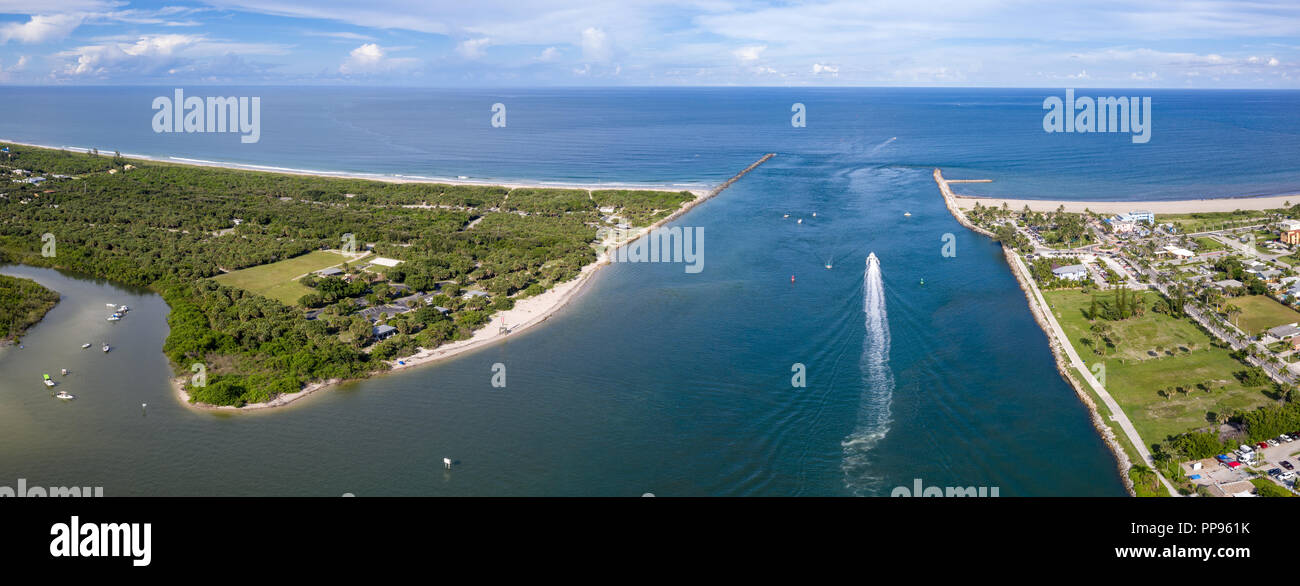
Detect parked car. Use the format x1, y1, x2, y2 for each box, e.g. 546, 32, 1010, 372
1283, 434, 1295, 443
1282, 461, 1295, 471
1282, 471, 1296, 482
1258, 442, 1270, 450
1269, 468, 1283, 478
1268, 439, 1281, 447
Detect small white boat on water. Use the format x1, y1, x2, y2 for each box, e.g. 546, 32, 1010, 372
106, 303, 117, 308
43, 374, 54, 387
106, 315, 120, 322
81, 343, 91, 349
783, 214, 789, 218
55, 391, 75, 400
797, 218, 803, 224
61, 368, 68, 376
904, 211, 912, 217
117, 305, 129, 312
102, 343, 110, 353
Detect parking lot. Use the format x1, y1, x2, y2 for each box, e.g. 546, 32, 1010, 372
1182, 434, 1300, 496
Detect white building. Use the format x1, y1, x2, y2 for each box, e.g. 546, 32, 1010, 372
1052, 264, 1089, 281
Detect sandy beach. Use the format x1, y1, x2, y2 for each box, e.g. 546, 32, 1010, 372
951, 194, 1300, 215
0, 138, 711, 197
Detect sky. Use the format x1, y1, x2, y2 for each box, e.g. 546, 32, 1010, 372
1, 0, 1298, 87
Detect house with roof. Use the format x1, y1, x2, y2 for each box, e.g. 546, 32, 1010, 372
372, 324, 398, 340
1282, 220, 1300, 246
1052, 264, 1089, 281
1267, 323, 1300, 340
315, 267, 343, 277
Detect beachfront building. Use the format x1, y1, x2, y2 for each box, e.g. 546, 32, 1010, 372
1052, 264, 1089, 281
372, 325, 398, 340
1281, 220, 1300, 246
1125, 210, 1154, 224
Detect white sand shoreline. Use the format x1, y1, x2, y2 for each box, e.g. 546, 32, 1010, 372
952, 194, 1300, 215
0, 138, 711, 197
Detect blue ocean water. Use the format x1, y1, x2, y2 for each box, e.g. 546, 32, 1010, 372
1, 87, 1297, 496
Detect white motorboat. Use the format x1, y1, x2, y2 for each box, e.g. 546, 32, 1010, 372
106, 315, 120, 322
54, 391, 75, 400
102, 343, 110, 353
43, 374, 55, 387
105, 303, 117, 308
81, 343, 91, 349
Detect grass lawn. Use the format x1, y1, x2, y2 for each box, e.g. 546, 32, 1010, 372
211, 250, 365, 305
1231, 295, 1300, 336
1194, 236, 1224, 252
1044, 288, 1273, 446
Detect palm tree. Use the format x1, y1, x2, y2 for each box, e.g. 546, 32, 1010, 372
1130, 465, 1160, 492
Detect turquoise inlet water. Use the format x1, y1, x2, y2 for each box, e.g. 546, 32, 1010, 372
1, 88, 1297, 495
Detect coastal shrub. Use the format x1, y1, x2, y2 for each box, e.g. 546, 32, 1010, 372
1239, 402, 1300, 443
1167, 431, 1230, 460
0, 274, 59, 341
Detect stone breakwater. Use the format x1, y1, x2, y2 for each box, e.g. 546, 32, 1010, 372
933, 168, 995, 238
934, 167, 1136, 496
660, 153, 776, 226
999, 246, 1136, 496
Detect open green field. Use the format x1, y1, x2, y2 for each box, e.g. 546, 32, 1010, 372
1232, 295, 1300, 335
212, 250, 364, 305
1156, 211, 1275, 234
1194, 236, 1224, 252
1044, 288, 1272, 445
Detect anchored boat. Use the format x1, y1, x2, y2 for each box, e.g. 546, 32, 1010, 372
54, 391, 75, 400
43, 374, 54, 387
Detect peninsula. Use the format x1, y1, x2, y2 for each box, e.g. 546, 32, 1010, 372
0, 141, 773, 410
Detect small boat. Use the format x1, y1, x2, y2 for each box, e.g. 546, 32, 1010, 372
54, 391, 75, 400
790, 275, 796, 283
812, 212, 817, 217
106, 315, 120, 322
43, 374, 54, 387
61, 368, 68, 376
920, 278, 926, 286
102, 343, 110, 353
106, 303, 117, 308
783, 214, 789, 218
904, 212, 912, 217
81, 343, 91, 349
825, 263, 833, 270
117, 305, 129, 312
797, 218, 803, 224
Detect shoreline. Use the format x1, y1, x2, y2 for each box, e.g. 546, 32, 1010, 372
935, 168, 1151, 496
174, 153, 776, 412
952, 194, 1300, 215
0, 138, 711, 197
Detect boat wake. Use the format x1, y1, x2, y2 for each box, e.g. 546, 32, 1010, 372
840, 252, 895, 495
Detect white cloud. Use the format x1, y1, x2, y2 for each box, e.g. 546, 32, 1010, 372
581, 27, 610, 62
733, 45, 766, 62
304, 31, 375, 41
0, 13, 86, 44
1269, 57, 1281, 66
339, 42, 418, 74
537, 46, 560, 62
456, 37, 492, 59
812, 63, 839, 75
56, 33, 289, 77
